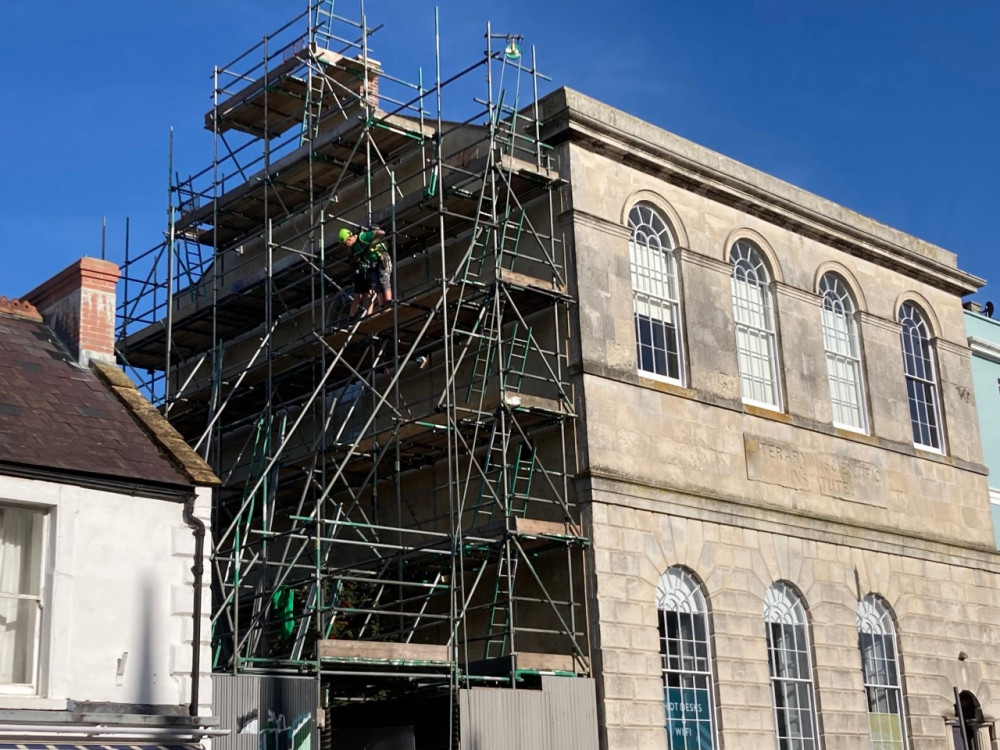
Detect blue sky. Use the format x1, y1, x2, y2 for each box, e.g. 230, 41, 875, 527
1, 1, 997, 302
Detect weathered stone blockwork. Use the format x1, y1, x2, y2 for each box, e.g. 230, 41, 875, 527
539, 87, 1000, 749
587, 492, 1000, 749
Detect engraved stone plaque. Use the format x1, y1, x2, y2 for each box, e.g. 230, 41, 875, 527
744, 435, 886, 507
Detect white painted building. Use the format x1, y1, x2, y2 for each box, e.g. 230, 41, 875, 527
0, 261, 219, 747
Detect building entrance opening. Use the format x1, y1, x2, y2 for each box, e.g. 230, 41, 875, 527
953, 689, 995, 750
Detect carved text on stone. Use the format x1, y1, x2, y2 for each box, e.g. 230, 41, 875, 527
744, 435, 886, 506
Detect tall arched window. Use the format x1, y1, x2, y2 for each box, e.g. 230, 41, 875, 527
657, 567, 716, 749
819, 273, 867, 432
858, 595, 908, 750
764, 582, 819, 750
730, 240, 780, 408
629, 203, 683, 383
898, 302, 942, 451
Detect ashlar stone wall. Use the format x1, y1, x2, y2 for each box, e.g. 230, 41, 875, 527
586, 493, 1000, 750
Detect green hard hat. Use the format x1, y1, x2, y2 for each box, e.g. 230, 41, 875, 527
338, 227, 353, 242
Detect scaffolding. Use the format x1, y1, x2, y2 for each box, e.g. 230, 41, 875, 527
117, 1, 587, 741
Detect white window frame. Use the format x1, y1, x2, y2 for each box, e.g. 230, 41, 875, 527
764, 582, 820, 750
898, 302, 944, 452
629, 203, 685, 385
656, 567, 717, 750
819, 273, 868, 433
858, 595, 909, 750
0, 503, 48, 695
730, 240, 781, 410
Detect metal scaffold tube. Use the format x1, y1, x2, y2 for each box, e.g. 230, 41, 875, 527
114, 0, 588, 740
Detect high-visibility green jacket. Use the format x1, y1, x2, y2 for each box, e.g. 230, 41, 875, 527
351, 230, 386, 268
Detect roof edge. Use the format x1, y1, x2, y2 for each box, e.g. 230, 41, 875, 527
92, 362, 221, 487
0, 459, 196, 501
538, 87, 984, 297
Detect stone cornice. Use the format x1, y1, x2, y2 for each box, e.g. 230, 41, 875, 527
558, 208, 632, 239
580, 469, 1000, 573
539, 88, 983, 298
858, 311, 901, 334
968, 335, 1000, 365
677, 248, 730, 275
936, 338, 972, 358
775, 281, 821, 306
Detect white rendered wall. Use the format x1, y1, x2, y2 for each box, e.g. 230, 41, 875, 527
0, 474, 212, 717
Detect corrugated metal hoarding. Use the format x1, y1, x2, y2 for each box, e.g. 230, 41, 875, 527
215, 674, 595, 750
213, 674, 319, 750
459, 677, 599, 750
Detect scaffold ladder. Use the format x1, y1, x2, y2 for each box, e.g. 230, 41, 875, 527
507, 442, 536, 518
473, 414, 510, 524
501, 321, 531, 393
472, 425, 538, 523
498, 211, 525, 270
310, 0, 336, 47
467, 201, 498, 282
484, 546, 517, 660
301, 65, 327, 144
465, 302, 500, 402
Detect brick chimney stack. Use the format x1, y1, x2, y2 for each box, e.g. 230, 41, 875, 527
25, 257, 120, 367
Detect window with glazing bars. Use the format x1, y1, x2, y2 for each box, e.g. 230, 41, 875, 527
898, 302, 942, 450
0, 505, 46, 692
629, 203, 683, 382
858, 595, 908, 750
764, 582, 820, 750
819, 273, 867, 432
730, 240, 780, 408
657, 567, 716, 750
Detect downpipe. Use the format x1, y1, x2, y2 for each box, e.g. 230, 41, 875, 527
183, 494, 206, 718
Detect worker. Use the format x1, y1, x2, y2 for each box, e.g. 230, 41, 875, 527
339, 227, 392, 318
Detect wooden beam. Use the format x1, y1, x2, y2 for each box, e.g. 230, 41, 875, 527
318, 639, 450, 664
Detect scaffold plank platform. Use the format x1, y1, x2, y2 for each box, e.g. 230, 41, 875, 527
319, 639, 450, 666
466, 652, 589, 677
178, 140, 558, 253
120, 265, 567, 381
208, 43, 382, 137
181, 109, 432, 249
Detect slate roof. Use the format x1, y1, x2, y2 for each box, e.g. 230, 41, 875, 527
0, 304, 194, 489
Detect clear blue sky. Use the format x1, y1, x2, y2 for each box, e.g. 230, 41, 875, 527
1, 1, 997, 302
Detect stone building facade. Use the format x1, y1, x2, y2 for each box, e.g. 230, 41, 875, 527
111, 18, 1000, 742
540, 88, 1000, 749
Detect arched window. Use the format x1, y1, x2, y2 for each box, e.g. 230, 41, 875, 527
656, 567, 716, 749
764, 582, 819, 750
857, 595, 908, 750
898, 302, 942, 450
730, 240, 780, 408
629, 203, 683, 383
819, 273, 867, 432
